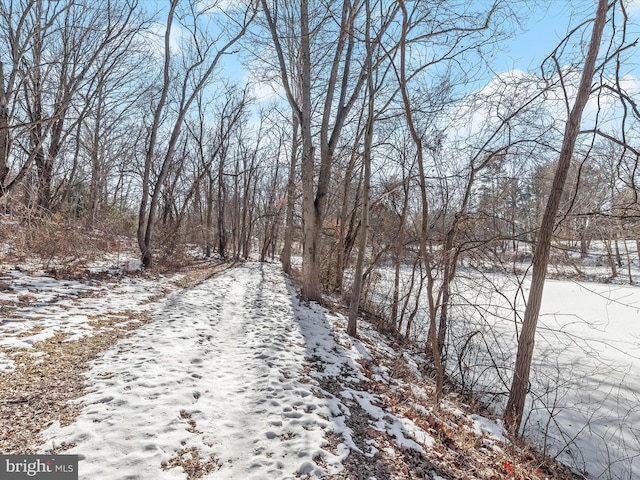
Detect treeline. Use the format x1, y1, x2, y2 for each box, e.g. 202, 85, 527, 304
1, 0, 639, 440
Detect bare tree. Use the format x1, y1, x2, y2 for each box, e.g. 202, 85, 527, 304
396, 0, 445, 404
347, 0, 375, 337
0, 0, 143, 209
394, 0, 505, 405
260, 0, 397, 300
137, 0, 257, 268
280, 112, 298, 274
504, 0, 610, 434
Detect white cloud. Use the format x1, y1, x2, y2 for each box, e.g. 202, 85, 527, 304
625, 0, 640, 15
143, 21, 185, 57
251, 81, 283, 102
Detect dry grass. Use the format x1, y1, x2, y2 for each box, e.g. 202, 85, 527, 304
160, 411, 221, 479
170, 259, 236, 289
0, 221, 589, 479
0, 211, 128, 272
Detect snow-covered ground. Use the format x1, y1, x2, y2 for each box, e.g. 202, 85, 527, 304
363, 261, 640, 480
40, 263, 348, 478
448, 274, 640, 480
0, 266, 175, 373
17, 262, 515, 480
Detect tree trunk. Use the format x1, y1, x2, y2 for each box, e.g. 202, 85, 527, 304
217, 150, 228, 258
604, 236, 618, 278
299, 0, 322, 301
137, 1, 177, 268
348, 0, 374, 337
261, 0, 365, 301
281, 115, 299, 275
335, 144, 360, 292
205, 177, 214, 257
86, 88, 104, 229
137, 1, 254, 268
504, 0, 608, 434
405, 263, 425, 340
614, 236, 622, 267
0, 62, 10, 188
398, 0, 444, 405
391, 180, 409, 333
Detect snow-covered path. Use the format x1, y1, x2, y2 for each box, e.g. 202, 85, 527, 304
37, 262, 523, 480
42, 263, 346, 479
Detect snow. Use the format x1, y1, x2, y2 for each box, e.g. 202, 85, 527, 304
450, 274, 640, 479
468, 414, 508, 445
0, 270, 170, 350
32, 262, 447, 478
40, 263, 350, 478
0, 268, 175, 372
528, 280, 640, 480
362, 259, 640, 479
0, 261, 514, 479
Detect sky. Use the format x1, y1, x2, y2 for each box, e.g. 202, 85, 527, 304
142, 0, 640, 106
241, 1, 640, 106
494, 2, 592, 72
483, 1, 640, 78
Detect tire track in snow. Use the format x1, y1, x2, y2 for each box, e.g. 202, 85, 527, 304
41, 263, 345, 479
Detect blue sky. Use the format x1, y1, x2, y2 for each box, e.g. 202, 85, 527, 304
494, 1, 640, 74
243, 1, 640, 104
494, 3, 577, 72
146, 0, 640, 111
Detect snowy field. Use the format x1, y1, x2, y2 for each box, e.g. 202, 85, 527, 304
359, 249, 640, 480
371, 267, 640, 480
528, 280, 640, 480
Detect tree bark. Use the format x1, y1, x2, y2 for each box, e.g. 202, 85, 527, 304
0, 62, 10, 189
391, 182, 409, 334
504, 0, 609, 434
281, 114, 299, 275
137, 1, 176, 268
137, 2, 255, 268
348, 0, 374, 337
335, 136, 362, 292
298, 0, 321, 300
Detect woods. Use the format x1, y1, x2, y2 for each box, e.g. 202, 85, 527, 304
1, 0, 640, 476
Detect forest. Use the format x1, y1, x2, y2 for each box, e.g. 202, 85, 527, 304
1, 0, 639, 478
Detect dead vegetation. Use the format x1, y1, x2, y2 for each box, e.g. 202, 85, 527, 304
161, 447, 221, 479
0, 311, 150, 454
160, 411, 221, 479
0, 209, 132, 275
325, 326, 586, 480
170, 259, 238, 289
